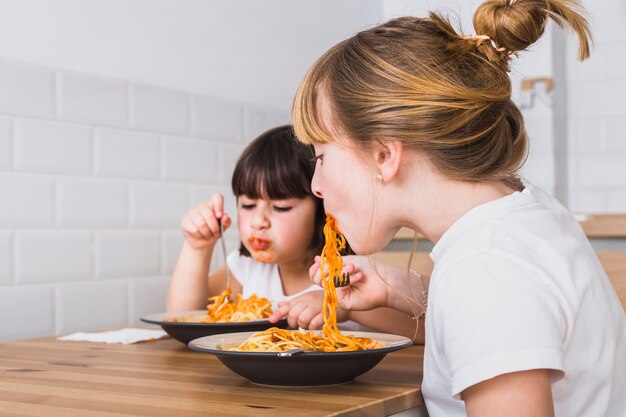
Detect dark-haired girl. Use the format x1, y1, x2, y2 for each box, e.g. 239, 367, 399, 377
166, 126, 418, 338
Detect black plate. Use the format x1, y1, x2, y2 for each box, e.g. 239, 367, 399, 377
140, 310, 288, 345
188, 330, 413, 386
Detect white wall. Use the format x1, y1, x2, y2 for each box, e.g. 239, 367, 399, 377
565, 0, 626, 213
0, 0, 382, 111
0, 0, 383, 341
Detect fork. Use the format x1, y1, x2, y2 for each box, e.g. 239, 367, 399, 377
333, 272, 350, 288
218, 218, 231, 291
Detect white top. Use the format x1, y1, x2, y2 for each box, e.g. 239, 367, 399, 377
422, 183, 626, 417
226, 250, 319, 301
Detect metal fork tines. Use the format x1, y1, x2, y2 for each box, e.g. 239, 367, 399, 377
218, 219, 231, 290
333, 272, 350, 288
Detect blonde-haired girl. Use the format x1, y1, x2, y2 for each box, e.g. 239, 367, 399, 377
291, 0, 625, 415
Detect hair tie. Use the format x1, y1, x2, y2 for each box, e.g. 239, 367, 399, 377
460, 34, 512, 55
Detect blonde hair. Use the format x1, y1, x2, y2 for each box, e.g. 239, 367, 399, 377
292, 0, 592, 186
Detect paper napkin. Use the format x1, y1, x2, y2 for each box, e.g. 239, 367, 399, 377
58, 327, 169, 344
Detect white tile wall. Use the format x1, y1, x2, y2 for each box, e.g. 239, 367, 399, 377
565, 1, 626, 212
15, 230, 93, 284
95, 230, 161, 279
0, 285, 55, 341
58, 70, 129, 126
127, 276, 170, 325
0, 230, 13, 284
130, 182, 190, 227
161, 229, 184, 275
0, 116, 12, 169
0, 58, 55, 118
191, 94, 243, 141
57, 177, 128, 227
243, 104, 290, 144
56, 280, 128, 334
15, 118, 92, 174
218, 142, 245, 183
94, 127, 160, 179
0, 58, 281, 340
131, 84, 190, 134
161, 135, 219, 182
0, 172, 55, 227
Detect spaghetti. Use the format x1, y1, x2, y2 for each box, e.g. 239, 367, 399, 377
233, 214, 384, 352
171, 288, 273, 323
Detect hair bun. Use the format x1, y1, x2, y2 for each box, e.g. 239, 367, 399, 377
473, 0, 592, 60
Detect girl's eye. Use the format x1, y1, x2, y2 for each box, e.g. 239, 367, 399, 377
241, 204, 255, 210
273, 206, 293, 213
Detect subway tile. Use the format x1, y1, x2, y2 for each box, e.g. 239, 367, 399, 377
607, 188, 626, 213
242, 105, 290, 143
0, 285, 54, 341
0, 231, 13, 284
568, 80, 626, 118
568, 189, 609, 214
162, 136, 218, 182
95, 128, 160, 179
525, 113, 554, 153
0, 172, 55, 227
568, 118, 606, 153
128, 276, 170, 325
218, 143, 244, 183
520, 152, 555, 194
95, 230, 161, 279
56, 280, 127, 334
0, 116, 12, 170
0, 58, 55, 118
578, 154, 626, 187
58, 70, 129, 126
15, 118, 92, 174
57, 177, 128, 227
162, 229, 183, 275
131, 84, 190, 134
606, 117, 626, 151
130, 182, 190, 227
15, 230, 93, 284
191, 94, 243, 141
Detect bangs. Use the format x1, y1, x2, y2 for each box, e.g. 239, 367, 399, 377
292, 44, 346, 146
231, 126, 315, 200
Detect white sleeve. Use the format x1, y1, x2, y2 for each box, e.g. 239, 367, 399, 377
434, 253, 566, 398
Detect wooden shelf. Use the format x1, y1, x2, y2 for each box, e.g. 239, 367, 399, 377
393, 214, 626, 240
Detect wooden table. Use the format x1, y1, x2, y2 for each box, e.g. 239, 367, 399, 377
0, 337, 424, 417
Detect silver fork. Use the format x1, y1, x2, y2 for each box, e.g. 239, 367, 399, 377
218, 219, 231, 290
333, 272, 350, 288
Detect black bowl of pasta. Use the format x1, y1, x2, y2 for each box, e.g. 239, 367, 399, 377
188, 330, 413, 386
140, 310, 288, 345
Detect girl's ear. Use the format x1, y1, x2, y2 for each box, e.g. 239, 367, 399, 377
373, 140, 403, 183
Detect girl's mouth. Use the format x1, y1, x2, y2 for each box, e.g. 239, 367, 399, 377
248, 237, 272, 251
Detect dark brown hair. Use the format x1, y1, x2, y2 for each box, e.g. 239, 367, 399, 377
231, 125, 325, 257
292, 0, 592, 188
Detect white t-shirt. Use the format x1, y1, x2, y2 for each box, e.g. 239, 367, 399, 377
422, 183, 626, 417
226, 251, 319, 301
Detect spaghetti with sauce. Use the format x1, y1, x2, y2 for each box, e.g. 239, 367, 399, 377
232, 214, 385, 352
171, 288, 273, 323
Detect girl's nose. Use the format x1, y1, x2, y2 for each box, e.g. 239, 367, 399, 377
311, 170, 323, 198
250, 209, 270, 230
